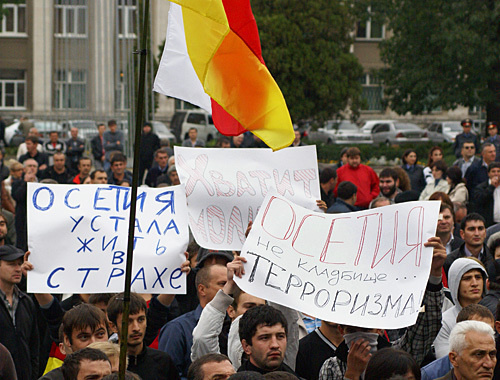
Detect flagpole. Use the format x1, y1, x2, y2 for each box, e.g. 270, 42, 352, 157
118, 0, 150, 378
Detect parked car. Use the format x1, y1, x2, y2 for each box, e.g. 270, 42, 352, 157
360, 120, 396, 135
118, 120, 176, 144
308, 120, 371, 144
371, 121, 429, 146
170, 110, 218, 143
5, 120, 66, 147
426, 121, 462, 143
61, 120, 99, 141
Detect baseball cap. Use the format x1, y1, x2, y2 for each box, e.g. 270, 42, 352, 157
196, 248, 234, 269
0, 245, 25, 262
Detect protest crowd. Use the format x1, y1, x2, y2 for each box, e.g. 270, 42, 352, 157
2, 117, 500, 380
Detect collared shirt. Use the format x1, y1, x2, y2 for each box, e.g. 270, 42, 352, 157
444, 234, 455, 256
461, 157, 475, 177
0, 286, 19, 326
302, 314, 322, 334
464, 245, 485, 261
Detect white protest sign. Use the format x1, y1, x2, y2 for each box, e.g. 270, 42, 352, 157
235, 192, 440, 329
27, 183, 189, 294
175, 146, 320, 250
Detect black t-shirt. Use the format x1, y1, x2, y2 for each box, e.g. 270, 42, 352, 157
295, 329, 337, 380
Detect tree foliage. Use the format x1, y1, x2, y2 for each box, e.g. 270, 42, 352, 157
363, 0, 500, 120
251, 0, 365, 124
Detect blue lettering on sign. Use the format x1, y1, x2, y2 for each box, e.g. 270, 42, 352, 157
32, 186, 54, 211
70, 216, 84, 233
93, 187, 111, 211
155, 191, 175, 215
108, 185, 128, 212
47, 267, 64, 288
64, 188, 80, 209
112, 251, 125, 265
133, 236, 144, 249
131, 267, 147, 290
107, 268, 124, 287
163, 219, 180, 235
102, 236, 118, 251
91, 215, 101, 232
109, 216, 125, 232
77, 268, 99, 287
123, 190, 146, 213
170, 268, 182, 289
77, 237, 94, 253
152, 267, 168, 289
134, 218, 142, 233
147, 220, 161, 235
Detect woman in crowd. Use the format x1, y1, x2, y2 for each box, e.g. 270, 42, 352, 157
420, 160, 449, 200
423, 146, 444, 185
401, 149, 426, 194
446, 166, 468, 204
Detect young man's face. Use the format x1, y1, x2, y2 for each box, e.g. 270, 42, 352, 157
53, 154, 66, 171
25, 140, 36, 153
76, 359, 111, 380
115, 309, 147, 348
460, 220, 486, 248
189, 129, 198, 140
242, 323, 287, 371
347, 155, 361, 168
111, 161, 125, 175
155, 152, 168, 168
109, 123, 117, 133
461, 143, 475, 159
92, 171, 108, 184
49, 132, 58, 143
228, 293, 266, 320
458, 269, 483, 306
64, 323, 108, 352
0, 258, 23, 286
379, 176, 398, 198
200, 360, 235, 380
0, 217, 8, 242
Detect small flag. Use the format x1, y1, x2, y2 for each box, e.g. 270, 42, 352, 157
153, 0, 294, 150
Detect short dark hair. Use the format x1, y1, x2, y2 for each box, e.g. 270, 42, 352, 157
188, 353, 231, 380
239, 305, 287, 345
364, 348, 420, 380
319, 167, 336, 184
106, 292, 147, 327
154, 147, 169, 158
98, 123, 106, 129
460, 212, 486, 231
337, 181, 357, 200
346, 147, 361, 158
88, 293, 115, 307
430, 159, 448, 174
379, 168, 398, 182
195, 265, 218, 289
189, 127, 198, 133
62, 347, 110, 380
108, 120, 117, 127
103, 372, 142, 380
110, 153, 127, 165
488, 162, 500, 172
62, 304, 108, 345
446, 166, 463, 185
78, 156, 92, 165
490, 238, 500, 257
26, 135, 39, 144
456, 304, 494, 323
90, 169, 106, 180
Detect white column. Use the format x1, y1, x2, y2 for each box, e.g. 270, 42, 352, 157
32, 0, 53, 113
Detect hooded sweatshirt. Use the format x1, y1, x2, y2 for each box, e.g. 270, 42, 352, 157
433, 258, 487, 358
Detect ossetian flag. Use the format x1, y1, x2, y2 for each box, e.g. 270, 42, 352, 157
153, 0, 295, 151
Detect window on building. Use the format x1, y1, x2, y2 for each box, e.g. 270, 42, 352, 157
55, 0, 87, 37
117, 0, 137, 38
0, 70, 26, 109
1, 2, 26, 35
54, 69, 87, 109
356, 7, 384, 40
360, 73, 383, 111
115, 71, 130, 110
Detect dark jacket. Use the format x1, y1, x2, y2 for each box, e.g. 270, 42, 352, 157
238, 359, 302, 378
326, 199, 358, 214
39, 166, 74, 184
465, 160, 489, 194
19, 151, 49, 169
39, 367, 63, 380
402, 164, 426, 194
0, 288, 39, 380
444, 243, 493, 278
128, 346, 180, 380
140, 132, 161, 161
90, 135, 105, 162
145, 165, 169, 188
479, 289, 500, 317
471, 180, 495, 227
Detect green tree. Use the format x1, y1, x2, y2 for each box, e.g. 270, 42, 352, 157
363, 0, 500, 121
251, 0, 365, 124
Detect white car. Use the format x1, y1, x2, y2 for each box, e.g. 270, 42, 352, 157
426, 121, 462, 143
308, 120, 371, 144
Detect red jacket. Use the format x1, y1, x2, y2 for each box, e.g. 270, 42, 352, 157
335, 164, 380, 208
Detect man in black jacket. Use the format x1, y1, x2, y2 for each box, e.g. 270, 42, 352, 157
107, 292, 180, 380
0, 245, 39, 380
139, 122, 161, 185
471, 162, 500, 228
238, 305, 300, 377
90, 124, 106, 170
444, 213, 494, 277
